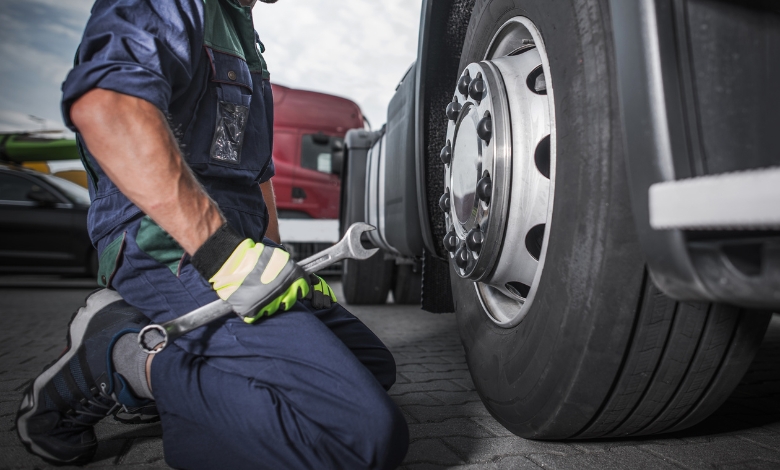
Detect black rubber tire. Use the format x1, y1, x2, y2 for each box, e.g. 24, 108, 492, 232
451, 0, 772, 439
392, 264, 422, 305
342, 256, 393, 305
340, 142, 393, 305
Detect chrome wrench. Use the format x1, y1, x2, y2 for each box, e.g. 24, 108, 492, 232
137, 222, 378, 353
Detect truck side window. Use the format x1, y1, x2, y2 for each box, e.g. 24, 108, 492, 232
300, 134, 343, 175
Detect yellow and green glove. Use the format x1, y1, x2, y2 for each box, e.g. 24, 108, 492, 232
191, 224, 309, 323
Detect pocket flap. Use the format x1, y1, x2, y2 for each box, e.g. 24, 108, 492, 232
98, 232, 126, 288
207, 48, 253, 91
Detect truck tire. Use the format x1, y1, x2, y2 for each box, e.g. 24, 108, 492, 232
340, 137, 393, 305
342, 256, 392, 305
444, 0, 771, 438
392, 264, 422, 305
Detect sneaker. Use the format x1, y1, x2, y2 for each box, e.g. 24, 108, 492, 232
16, 289, 152, 465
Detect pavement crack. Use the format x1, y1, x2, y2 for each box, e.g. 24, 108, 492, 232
13, 379, 32, 392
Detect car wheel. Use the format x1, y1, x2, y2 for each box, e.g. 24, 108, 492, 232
442, 0, 771, 438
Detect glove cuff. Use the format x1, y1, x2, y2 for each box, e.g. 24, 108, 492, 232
191, 223, 245, 280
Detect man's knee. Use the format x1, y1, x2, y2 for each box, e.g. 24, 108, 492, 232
357, 394, 409, 469
375, 347, 397, 391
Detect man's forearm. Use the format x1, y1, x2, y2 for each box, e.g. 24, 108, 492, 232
71, 89, 223, 255
260, 180, 280, 244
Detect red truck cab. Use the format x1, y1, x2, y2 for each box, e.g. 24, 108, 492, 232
271, 84, 365, 220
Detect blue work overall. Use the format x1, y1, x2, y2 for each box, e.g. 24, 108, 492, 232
60, 1, 408, 468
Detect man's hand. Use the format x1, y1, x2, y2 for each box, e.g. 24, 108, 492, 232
307, 275, 337, 310
191, 225, 309, 322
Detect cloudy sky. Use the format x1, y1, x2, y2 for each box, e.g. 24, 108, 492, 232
0, 0, 423, 133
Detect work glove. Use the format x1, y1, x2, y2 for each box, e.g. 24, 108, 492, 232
306, 274, 337, 309
191, 224, 309, 323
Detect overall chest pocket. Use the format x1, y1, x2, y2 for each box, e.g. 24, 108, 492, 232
207, 48, 253, 165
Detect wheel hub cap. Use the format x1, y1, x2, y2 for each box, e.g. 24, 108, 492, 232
440, 17, 556, 327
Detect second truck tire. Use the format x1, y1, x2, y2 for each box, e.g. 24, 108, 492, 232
340, 131, 393, 305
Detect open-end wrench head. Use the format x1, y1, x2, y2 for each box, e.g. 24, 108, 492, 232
345, 222, 379, 260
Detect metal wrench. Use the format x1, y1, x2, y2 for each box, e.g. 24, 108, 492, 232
137, 222, 378, 353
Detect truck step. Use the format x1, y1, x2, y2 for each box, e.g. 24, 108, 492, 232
649, 167, 780, 230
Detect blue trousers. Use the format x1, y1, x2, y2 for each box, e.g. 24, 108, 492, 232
109, 219, 409, 469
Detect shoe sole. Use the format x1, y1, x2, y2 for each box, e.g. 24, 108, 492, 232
16, 289, 124, 464
113, 408, 161, 425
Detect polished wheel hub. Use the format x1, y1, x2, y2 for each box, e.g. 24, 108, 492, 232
440, 17, 556, 327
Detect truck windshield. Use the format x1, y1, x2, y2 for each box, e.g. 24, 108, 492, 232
301, 134, 344, 174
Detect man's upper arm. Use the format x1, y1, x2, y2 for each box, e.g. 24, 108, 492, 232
61, 0, 205, 130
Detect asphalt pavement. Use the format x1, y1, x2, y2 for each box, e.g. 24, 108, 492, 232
1, 276, 779, 469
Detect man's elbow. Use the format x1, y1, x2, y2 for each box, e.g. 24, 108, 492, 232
70, 89, 115, 133
70, 89, 155, 135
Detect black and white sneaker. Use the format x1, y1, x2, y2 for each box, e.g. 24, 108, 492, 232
16, 289, 153, 465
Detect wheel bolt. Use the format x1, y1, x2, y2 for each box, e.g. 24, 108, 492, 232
454, 243, 469, 269
457, 70, 471, 97
446, 97, 461, 121
443, 230, 458, 253
466, 228, 484, 253
468, 73, 485, 102
439, 189, 450, 213
440, 141, 452, 165
477, 113, 492, 143
477, 173, 492, 203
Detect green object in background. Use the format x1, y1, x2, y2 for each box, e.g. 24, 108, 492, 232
0, 133, 80, 162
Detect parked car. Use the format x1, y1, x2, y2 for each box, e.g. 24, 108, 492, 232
342, 0, 780, 440
0, 164, 94, 276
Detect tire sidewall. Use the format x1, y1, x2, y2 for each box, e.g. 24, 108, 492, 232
452, 0, 646, 438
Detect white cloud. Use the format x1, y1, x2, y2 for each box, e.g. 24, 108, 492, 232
0, 0, 423, 133
19, 0, 91, 15
43, 22, 84, 41
0, 41, 73, 86
0, 109, 64, 133
253, 0, 423, 127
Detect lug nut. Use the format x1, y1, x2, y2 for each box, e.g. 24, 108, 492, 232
468, 73, 485, 102
454, 243, 469, 269
443, 230, 458, 253
439, 189, 450, 213
477, 113, 492, 143
457, 70, 471, 97
446, 97, 461, 121
466, 228, 484, 253
440, 141, 452, 165
477, 173, 492, 203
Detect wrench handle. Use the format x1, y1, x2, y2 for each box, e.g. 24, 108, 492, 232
137, 299, 234, 354
297, 223, 377, 274
299, 251, 338, 275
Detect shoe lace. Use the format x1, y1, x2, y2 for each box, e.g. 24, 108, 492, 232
62, 383, 120, 427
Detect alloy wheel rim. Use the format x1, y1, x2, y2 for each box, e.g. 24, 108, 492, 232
440, 16, 556, 327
